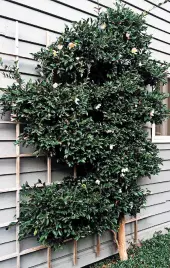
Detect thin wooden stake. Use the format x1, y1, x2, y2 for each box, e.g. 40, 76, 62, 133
73, 240, 78, 266
73, 164, 78, 265
134, 218, 138, 244
16, 123, 20, 268
46, 28, 52, 268
15, 20, 21, 268
47, 247, 51, 268
46, 31, 50, 48
47, 157, 52, 183
47, 157, 52, 268
96, 235, 101, 257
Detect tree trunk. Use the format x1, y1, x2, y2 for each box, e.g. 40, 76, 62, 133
118, 215, 128, 261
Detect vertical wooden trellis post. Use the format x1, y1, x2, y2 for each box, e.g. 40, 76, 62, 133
73, 240, 78, 266
73, 164, 78, 265
46, 30, 52, 268
134, 218, 138, 244
15, 20, 21, 268
47, 157, 52, 268
96, 235, 101, 257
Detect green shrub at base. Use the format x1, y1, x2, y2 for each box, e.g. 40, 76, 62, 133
92, 230, 170, 268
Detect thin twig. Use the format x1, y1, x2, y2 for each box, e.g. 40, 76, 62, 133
142, 0, 170, 17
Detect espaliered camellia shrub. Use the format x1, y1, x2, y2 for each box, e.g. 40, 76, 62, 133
1, 1, 170, 260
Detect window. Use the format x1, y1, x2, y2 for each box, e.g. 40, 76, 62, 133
152, 78, 170, 142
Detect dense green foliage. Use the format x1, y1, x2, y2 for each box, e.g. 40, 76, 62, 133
91, 230, 170, 268
18, 179, 119, 248
1, 2, 169, 248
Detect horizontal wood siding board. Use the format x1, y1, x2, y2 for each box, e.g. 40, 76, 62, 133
0, 241, 16, 258
141, 181, 170, 195
0, 192, 16, 210
0, 227, 16, 245
0, 17, 60, 47
137, 221, 170, 241
0, 14, 61, 34
0, 68, 39, 77
146, 191, 170, 207
2, 0, 73, 23
139, 200, 170, 218
7, 0, 97, 21
126, 210, 170, 234
139, 171, 170, 186
50, 0, 97, 17
0, 207, 16, 224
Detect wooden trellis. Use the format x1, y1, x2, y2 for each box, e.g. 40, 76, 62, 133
0, 20, 144, 267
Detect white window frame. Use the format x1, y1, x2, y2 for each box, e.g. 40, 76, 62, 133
152, 75, 170, 143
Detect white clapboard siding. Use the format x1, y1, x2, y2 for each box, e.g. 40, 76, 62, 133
161, 1, 170, 12
0, 0, 170, 267
0, 1, 72, 33
10, 0, 95, 21
0, 17, 59, 45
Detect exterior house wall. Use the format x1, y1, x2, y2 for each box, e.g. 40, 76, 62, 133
0, 0, 170, 267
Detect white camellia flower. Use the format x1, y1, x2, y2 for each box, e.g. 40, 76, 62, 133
95, 104, 101, 110
57, 44, 63, 50
110, 144, 114, 150
150, 110, 154, 117
131, 47, 138, 54
99, 23, 107, 30
75, 97, 80, 105
76, 57, 80, 60
126, 32, 130, 39
68, 42, 76, 49
53, 83, 59, 89
121, 168, 129, 173
95, 179, 100, 185
118, 189, 122, 193
139, 62, 142, 67
106, 130, 114, 133
129, 202, 133, 209
121, 167, 129, 177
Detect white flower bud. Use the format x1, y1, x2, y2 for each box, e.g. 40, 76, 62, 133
75, 97, 80, 105
95, 104, 101, 110
150, 110, 154, 117
110, 144, 114, 150
53, 83, 59, 89
95, 179, 100, 185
